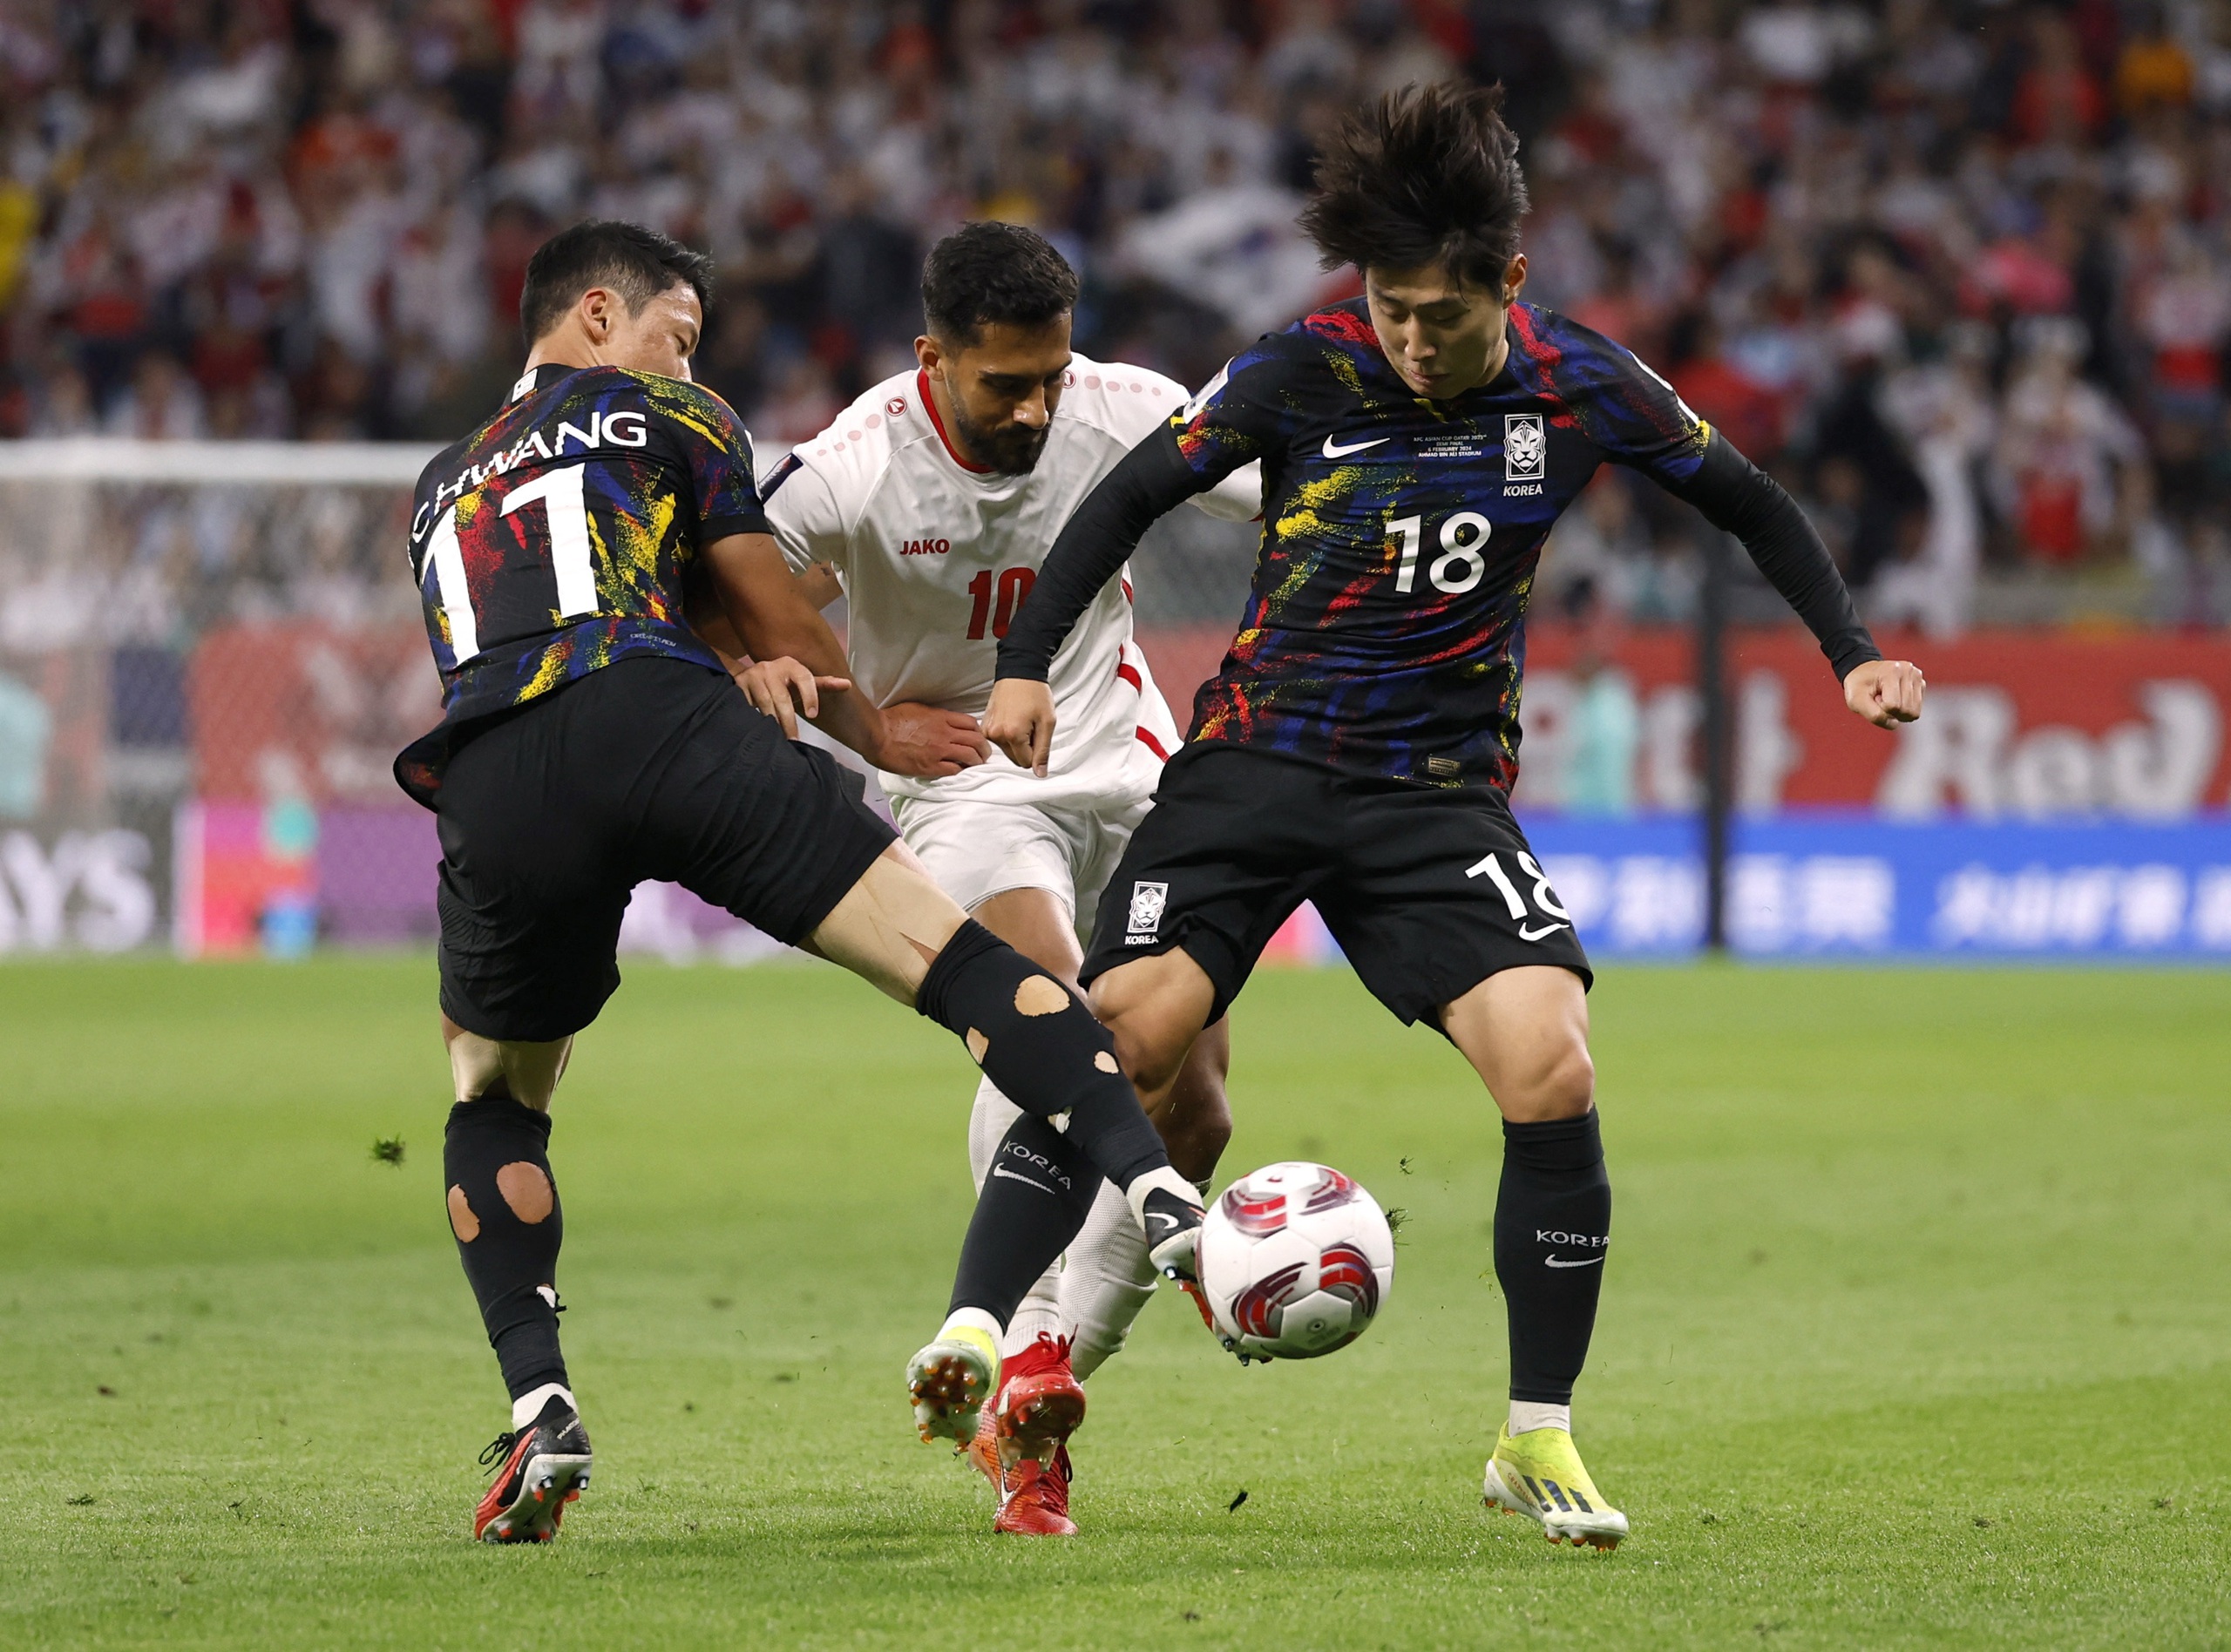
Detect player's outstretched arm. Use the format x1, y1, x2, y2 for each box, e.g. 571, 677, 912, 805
1665, 431, 1925, 728
987, 425, 1209, 773
702, 531, 895, 763
731, 658, 989, 775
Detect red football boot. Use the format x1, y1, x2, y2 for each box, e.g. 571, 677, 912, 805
995, 1450, 1075, 1536
983, 1333, 1084, 1536
473, 1395, 591, 1544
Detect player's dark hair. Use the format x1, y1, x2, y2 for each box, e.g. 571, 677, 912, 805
519, 220, 716, 346
1300, 82, 1529, 298
921, 222, 1079, 348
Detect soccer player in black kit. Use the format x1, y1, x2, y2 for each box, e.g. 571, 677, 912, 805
396, 220, 1205, 1543
985, 86, 1926, 1548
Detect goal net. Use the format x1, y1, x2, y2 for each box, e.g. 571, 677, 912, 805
0, 440, 446, 956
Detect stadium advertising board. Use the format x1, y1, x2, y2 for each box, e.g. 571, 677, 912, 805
1206, 626, 2231, 964
44, 620, 2231, 961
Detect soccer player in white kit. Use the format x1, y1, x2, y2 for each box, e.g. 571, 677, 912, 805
751, 224, 1259, 1535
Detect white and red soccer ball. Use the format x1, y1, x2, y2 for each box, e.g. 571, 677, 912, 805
1196, 1161, 1395, 1361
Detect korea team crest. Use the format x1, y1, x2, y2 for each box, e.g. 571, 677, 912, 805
1503, 413, 1547, 481
1126, 880, 1170, 942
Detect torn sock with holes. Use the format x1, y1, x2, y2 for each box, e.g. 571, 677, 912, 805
444, 1095, 569, 1404
949, 1111, 1099, 1329
913, 920, 1172, 1191
1494, 1110, 1611, 1405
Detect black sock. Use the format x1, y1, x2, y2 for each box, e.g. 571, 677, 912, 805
949, 1113, 1102, 1325
1495, 1110, 1611, 1405
444, 1095, 569, 1402
915, 921, 1170, 1189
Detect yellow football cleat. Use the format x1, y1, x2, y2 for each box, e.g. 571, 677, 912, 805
906, 1325, 999, 1446
1482, 1424, 1630, 1550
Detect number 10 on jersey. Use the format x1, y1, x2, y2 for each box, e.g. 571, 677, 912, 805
966, 566, 1037, 640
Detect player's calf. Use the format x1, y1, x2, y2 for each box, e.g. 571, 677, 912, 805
444, 1093, 574, 1423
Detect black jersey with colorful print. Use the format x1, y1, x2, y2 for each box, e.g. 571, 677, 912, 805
396, 362, 766, 802
1158, 298, 1709, 790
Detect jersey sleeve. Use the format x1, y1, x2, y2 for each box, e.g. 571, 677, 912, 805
1187, 458, 1264, 522
648, 379, 770, 545
757, 451, 851, 579
1581, 338, 1714, 492
1165, 333, 1312, 486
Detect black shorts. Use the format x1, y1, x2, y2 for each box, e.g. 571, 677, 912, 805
1081, 744, 1590, 1029
429, 657, 894, 1042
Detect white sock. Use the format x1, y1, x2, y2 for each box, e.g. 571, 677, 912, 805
511, 1382, 575, 1431
1057, 1179, 1159, 1378
1509, 1400, 1571, 1436
967, 1076, 1064, 1357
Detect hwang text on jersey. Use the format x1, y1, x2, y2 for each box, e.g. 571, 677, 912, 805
397, 363, 768, 802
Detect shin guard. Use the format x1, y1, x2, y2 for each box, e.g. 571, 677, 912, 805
444, 1096, 569, 1401
1494, 1110, 1611, 1405
915, 920, 1170, 1190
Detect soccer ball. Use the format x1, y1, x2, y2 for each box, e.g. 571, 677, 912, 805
1196, 1161, 1395, 1361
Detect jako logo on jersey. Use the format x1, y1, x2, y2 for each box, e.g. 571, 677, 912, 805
899, 538, 950, 556
1126, 880, 1169, 941
885, 396, 906, 416
1504, 413, 1547, 481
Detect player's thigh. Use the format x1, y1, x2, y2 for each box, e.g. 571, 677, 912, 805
1439, 966, 1594, 1122
630, 674, 900, 951
894, 794, 1083, 978
804, 841, 970, 1005
1317, 780, 1594, 1038
431, 686, 636, 1044
1077, 746, 1331, 1032
1086, 949, 1220, 1094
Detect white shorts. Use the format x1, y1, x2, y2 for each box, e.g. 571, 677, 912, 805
892, 791, 1151, 938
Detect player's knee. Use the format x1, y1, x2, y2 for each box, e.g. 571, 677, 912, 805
1098, 1002, 1190, 1095
1503, 1039, 1595, 1123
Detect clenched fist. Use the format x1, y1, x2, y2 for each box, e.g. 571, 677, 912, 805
984, 678, 1059, 777
1843, 659, 1926, 728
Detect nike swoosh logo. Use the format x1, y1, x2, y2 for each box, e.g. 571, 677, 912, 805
1146, 1212, 1180, 1231
1545, 1255, 1604, 1269
1322, 435, 1390, 458
991, 1166, 1055, 1195
1519, 922, 1570, 942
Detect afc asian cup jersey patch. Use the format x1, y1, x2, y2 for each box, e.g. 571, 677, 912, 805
1503, 413, 1547, 481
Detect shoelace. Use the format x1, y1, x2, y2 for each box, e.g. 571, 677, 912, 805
478, 1427, 526, 1473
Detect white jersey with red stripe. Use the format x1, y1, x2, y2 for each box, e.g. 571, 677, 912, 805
757, 356, 1259, 811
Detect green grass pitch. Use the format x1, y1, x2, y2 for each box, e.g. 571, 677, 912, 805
2, 958, 2226, 1649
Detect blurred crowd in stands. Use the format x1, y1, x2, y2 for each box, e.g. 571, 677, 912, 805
4, 0, 2231, 633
